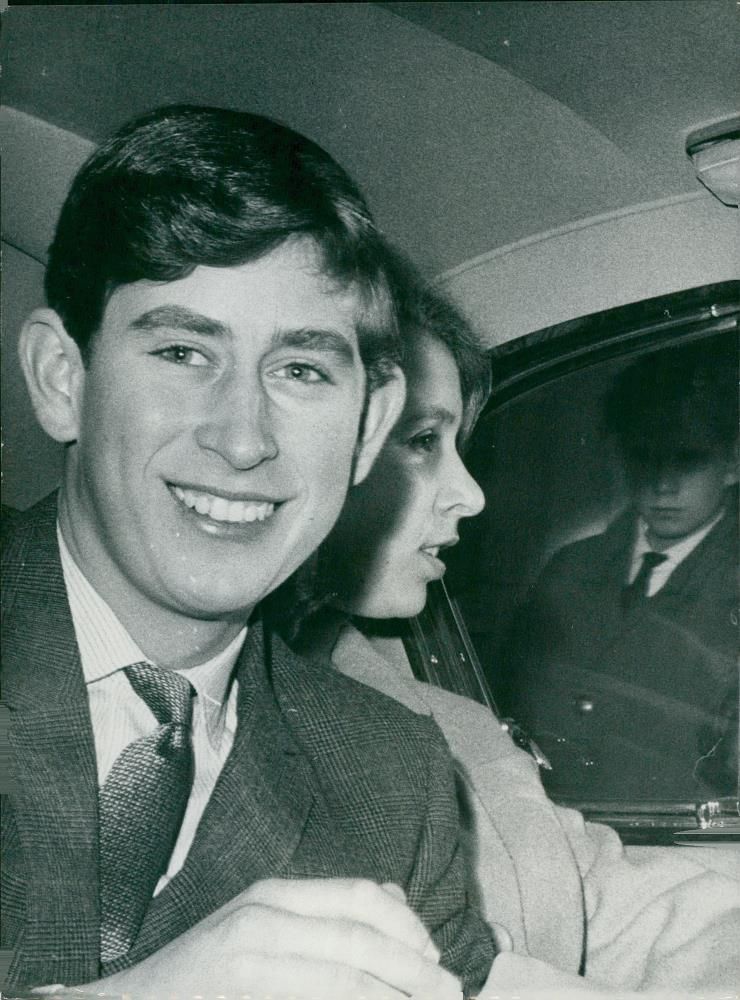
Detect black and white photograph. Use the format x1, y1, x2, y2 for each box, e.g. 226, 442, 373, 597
2, 3, 738, 998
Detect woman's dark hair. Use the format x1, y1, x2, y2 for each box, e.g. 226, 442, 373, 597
45, 104, 399, 384
385, 248, 491, 445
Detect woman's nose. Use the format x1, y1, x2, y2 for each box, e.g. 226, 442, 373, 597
441, 453, 485, 518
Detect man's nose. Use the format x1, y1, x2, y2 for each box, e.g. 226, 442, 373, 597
440, 453, 485, 519
651, 463, 681, 494
195, 377, 278, 469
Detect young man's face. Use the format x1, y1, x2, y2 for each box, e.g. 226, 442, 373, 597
59, 239, 380, 639
627, 447, 736, 545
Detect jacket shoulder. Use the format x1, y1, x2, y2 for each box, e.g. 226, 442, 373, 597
699, 504, 737, 560
268, 627, 452, 795
280, 628, 444, 731
551, 512, 632, 563
2, 494, 58, 558
1, 504, 23, 545
1, 494, 59, 610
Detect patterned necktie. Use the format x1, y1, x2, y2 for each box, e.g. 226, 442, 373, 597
99, 662, 194, 965
621, 550, 668, 612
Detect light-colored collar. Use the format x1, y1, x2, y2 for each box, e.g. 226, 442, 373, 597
634, 506, 725, 566
332, 624, 431, 716
57, 524, 245, 742
176, 630, 245, 740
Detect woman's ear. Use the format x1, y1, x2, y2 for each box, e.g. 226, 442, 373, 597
352, 365, 406, 485
18, 308, 86, 444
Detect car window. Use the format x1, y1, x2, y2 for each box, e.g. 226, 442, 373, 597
413, 284, 739, 842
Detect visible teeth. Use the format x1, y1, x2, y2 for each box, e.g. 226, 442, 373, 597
209, 497, 230, 521
423, 546, 439, 558
172, 486, 275, 523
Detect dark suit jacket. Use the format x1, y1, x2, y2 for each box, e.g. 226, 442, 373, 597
1, 495, 494, 994
499, 507, 738, 801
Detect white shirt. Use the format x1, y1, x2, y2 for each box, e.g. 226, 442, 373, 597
628, 509, 725, 597
58, 526, 244, 893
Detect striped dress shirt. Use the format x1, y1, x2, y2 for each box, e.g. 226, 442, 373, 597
57, 526, 244, 893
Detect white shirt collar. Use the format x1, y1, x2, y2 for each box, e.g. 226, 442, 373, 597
632, 507, 725, 576
57, 524, 245, 739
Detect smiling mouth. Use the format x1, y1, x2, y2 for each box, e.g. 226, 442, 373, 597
171, 485, 277, 524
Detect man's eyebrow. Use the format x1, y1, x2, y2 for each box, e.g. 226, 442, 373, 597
271, 327, 357, 365
128, 308, 356, 364
129, 306, 231, 338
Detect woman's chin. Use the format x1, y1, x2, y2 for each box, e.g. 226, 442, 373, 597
351, 587, 428, 621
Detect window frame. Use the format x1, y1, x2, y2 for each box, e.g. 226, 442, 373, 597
403, 281, 740, 845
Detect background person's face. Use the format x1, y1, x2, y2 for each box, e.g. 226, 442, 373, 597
60, 240, 371, 645
328, 335, 484, 618
628, 448, 737, 545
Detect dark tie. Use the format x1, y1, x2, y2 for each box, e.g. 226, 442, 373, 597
621, 550, 668, 612
99, 662, 194, 966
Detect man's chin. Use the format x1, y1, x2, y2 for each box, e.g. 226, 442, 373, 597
645, 518, 699, 544
153, 576, 260, 623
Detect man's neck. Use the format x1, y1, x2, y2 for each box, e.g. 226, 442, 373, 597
57, 512, 250, 670
645, 506, 725, 554
109, 601, 247, 671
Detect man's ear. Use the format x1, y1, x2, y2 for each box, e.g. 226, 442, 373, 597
18, 308, 86, 443
352, 366, 406, 485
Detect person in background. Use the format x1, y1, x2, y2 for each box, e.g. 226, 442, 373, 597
287, 268, 740, 997
1, 104, 496, 999
500, 338, 738, 801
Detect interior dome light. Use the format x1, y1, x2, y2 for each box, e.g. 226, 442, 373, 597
686, 116, 740, 208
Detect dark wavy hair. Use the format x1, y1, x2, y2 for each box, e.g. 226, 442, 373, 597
45, 104, 399, 385
385, 248, 491, 446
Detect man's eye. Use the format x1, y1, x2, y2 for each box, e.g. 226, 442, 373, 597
153, 345, 209, 366
409, 430, 439, 454
274, 363, 328, 383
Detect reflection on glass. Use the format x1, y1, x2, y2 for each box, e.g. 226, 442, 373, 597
451, 332, 738, 803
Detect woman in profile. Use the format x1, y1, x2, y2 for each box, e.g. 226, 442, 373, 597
299, 253, 489, 659
269, 256, 739, 997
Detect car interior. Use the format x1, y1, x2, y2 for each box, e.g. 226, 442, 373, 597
2, 2, 738, 847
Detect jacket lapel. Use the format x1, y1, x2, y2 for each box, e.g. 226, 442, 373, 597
594, 511, 636, 593
128, 622, 316, 959
3, 496, 101, 987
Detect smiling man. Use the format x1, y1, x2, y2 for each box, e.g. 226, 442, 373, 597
1, 105, 494, 998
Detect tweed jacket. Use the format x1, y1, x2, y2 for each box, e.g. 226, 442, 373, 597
0, 495, 495, 994
499, 507, 738, 801
331, 625, 740, 998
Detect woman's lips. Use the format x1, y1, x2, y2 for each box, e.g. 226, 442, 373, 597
419, 547, 446, 577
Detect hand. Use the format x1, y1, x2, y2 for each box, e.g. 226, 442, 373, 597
88, 877, 463, 999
